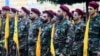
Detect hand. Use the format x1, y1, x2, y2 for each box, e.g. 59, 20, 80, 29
97, 51, 100, 56
12, 46, 16, 50
59, 53, 65, 56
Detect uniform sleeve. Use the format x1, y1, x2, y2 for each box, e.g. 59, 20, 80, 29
65, 22, 75, 47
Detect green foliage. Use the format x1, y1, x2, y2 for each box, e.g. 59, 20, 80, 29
37, 0, 100, 5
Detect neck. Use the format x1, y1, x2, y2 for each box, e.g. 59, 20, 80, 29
63, 15, 66, 19
91, 12, 97, 18
35, 15, 39, 19
75, 18, 82, 24
63, 15, 69, 20
22, 16, 27, 20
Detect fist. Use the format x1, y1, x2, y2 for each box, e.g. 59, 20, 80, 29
97, 52, 100, 56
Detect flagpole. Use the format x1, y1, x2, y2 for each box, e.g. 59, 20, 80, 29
5, 0, 9, 6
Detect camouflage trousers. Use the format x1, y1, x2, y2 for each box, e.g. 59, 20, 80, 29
8, 40, 17, 56
54, 41, 71, 56
28, 46, 35, 56
41, 45, 51, 56
88, 38, 100, 56
20, 44, 28, 56
19, 35, 28, 56
71, 41, 83, 56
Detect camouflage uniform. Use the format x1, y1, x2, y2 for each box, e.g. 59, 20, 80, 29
8, 18, 15, 56
0, 17, 15, 56
41, 22, 52, 56
0, 17, 6, 56
0, 17, 5, 56
54, 18, 74, 56
28, 18, 42, 56
18, 17, 30, 56
71, 21, 85, 56
1, 17, 6, 39
88, 15, 100, 56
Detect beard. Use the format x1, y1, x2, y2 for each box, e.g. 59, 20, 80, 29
89, 11, 95, 16
30, 17, 35, 21
41, 19, 48, 23
19, 15, 23, 18
57, 15, 63, 21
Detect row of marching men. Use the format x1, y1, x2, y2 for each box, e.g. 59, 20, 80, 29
0, 1, 100, 56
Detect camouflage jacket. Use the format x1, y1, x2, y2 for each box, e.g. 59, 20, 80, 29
88, 14, 100, 52
41, 22, 52, 46
74, 21, 85, 41
18, 18, 30, 37
54, 19, 74, 44
28, 18, 43, 45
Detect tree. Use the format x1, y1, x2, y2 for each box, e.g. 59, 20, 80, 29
37, 0, 99, 5
38, 0, 100, 17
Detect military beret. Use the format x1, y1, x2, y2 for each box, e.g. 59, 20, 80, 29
82, 12, 86, 18
43, 10, 54, 19
53, 12, 57, 16
11, 8, 18, 13
89, 1, 99, 9
50, 10, 57, 16
2, 6, 10, 11
68, 12, 73, 18
21, 7, 30, 14
48, 10, 57, 16
31, 8, 41, 16
75, 8, 84, 17
60, 5, 69, 13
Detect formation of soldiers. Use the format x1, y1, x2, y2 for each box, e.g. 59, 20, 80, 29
0, 1, 100, 56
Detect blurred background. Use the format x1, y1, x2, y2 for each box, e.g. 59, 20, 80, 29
0, 0, 100, 12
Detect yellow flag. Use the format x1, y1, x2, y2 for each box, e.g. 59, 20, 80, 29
36, 27, 42, 56
4, 12, 9, 53
13, 12, 20, 56
72, 20, 75, 24
50, 24, 55, 56
30, 20, 32, 26
83, 16, 90, 56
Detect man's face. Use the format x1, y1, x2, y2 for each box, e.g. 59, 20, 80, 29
41, 13, 48, 21
2, 10, 6, 16
18, 9, 25, 17
57, 9, 63, 16
73, 12, 80, 20
88, 6, 96, 16
30, 11, 36, 19
9, 11, 15, 19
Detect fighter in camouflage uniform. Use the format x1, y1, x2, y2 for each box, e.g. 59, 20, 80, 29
7, 8, 19, 56
0, 9, 5, 56
18, 7, 30, 56
71, 9, 85, 56
1, 6, 10, 41
0, 6, 10, 56
40, 10, 55, 56
54, 5, 74, 56
28, 8, 42, 56
87, 1, 100, 56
